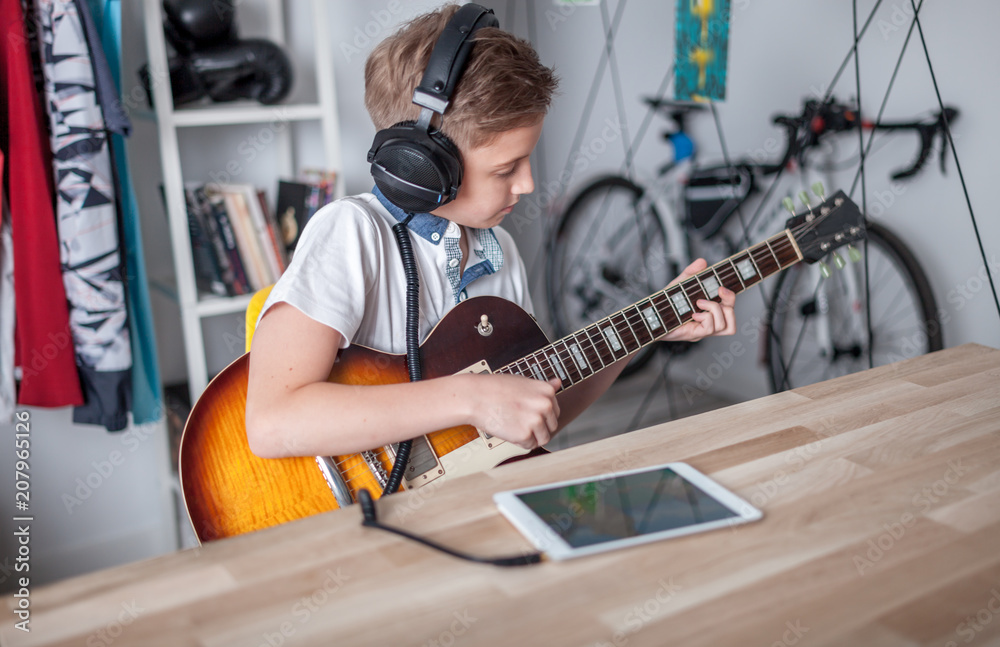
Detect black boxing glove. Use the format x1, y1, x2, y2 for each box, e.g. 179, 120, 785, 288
162, 0, 237, 54
189, 39, 294, 105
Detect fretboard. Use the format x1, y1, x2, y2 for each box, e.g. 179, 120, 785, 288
495, 229, 803, 390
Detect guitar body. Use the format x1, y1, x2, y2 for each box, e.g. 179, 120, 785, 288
180, 296, 550, 542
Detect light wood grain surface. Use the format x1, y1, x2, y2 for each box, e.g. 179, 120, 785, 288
4, 343, 1000, 647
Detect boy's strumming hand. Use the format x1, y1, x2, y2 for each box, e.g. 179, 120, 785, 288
460, 374, 562, 450
661, 258, 737, 343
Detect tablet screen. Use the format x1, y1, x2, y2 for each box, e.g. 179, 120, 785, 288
514, 466, 739, 548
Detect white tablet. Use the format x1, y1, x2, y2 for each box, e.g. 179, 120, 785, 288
493, 462, 762, 560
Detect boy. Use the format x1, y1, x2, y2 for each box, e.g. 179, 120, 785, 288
245, 4, 735, 460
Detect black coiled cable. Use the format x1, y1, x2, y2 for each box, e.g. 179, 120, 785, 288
383, 217, 422, 495
365, 216, 544, 567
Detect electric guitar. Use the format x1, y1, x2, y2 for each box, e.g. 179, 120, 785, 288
180, 190, 865, 542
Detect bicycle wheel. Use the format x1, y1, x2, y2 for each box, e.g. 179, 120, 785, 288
546, 176, 675, 378
766, 222, 942, 392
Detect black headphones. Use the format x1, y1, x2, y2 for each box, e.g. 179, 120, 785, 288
367, 4, 499, 214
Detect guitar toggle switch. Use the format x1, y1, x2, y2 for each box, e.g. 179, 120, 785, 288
477, 314, 494, 337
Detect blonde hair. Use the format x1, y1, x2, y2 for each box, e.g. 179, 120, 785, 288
365, 4, 558, 151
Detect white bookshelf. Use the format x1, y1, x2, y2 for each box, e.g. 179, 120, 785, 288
141, 0, 343, 403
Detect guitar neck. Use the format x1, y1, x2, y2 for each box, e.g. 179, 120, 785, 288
495, 229, 803, 391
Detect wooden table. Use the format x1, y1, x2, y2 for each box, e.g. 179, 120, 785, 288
5, 343, 1000, 646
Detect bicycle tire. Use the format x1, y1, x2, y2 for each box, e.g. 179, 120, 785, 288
545, 176, 674, 378
766, 221, 943, 392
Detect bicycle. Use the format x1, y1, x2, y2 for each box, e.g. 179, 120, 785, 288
545, 95, 955, 389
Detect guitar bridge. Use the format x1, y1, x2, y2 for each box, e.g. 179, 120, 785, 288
387, 436, 444, 488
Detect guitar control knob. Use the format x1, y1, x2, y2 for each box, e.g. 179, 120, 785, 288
477, 314, 494, 337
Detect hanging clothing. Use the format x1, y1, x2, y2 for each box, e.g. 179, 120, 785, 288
0, 0, 85, 409
82, 0, 163, 424
33, 0, 132, 431
0, 152, 16, 422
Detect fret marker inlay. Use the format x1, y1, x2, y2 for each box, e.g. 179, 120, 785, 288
670, 291, 692, 315
529, 361, 545, 381
642, 306, 662, 330
569, 344, 589, 371
701, 275, 720, 298
548, 354, 568, 381
737, 259, 757, 280
603, 326, 622, 351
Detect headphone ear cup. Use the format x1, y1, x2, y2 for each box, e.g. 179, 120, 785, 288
368, 122, 464, 213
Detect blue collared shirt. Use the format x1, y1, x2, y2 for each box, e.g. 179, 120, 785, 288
372, 186, 504, 304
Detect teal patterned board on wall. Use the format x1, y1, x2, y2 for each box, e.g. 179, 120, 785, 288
675, 0, 731, 102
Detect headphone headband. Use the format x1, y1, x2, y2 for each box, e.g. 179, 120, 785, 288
412, 4, 498, 115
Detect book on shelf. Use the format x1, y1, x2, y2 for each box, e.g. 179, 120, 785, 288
180, 186, 228, 298
275, 169, 337, 255
200, 187, 250, 295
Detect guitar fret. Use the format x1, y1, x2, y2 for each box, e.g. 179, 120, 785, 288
650, 292, 681, 330
556, 341, 583, 385
527, 358, 546, 381
701, 269, 722, 299
602, 322, 624, 354
581, 325, 608, 371
749, 243, 779, 278
690, 275, 710, 303
726, 258, 747, 290
567, 333, 591, 377
610, 312, 639, 357
547, 349, 570, 384
667, 285, 693, 318
733, 253, 761, 287
552, 340, 579, 386
777, 230, 802, 266
640, 300, 664, 332
631, 304, 655, 345
764, 238, 781, 267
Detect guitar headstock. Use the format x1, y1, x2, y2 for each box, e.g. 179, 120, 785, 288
784, 188, 866, 267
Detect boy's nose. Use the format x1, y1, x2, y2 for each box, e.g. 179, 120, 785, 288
513, 163, 535, 195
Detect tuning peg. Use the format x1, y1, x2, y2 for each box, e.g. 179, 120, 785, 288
811, 182, 826, 201
798, 191, 812, 209
819, 261, 832, 279
832, 252, 846, 270
847, 244, 862, 263
782, 196, 796, 216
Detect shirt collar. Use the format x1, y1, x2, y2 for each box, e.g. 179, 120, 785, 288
372, 185, 449, 245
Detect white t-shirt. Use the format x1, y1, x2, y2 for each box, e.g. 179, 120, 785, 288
258, 192, 534, 354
